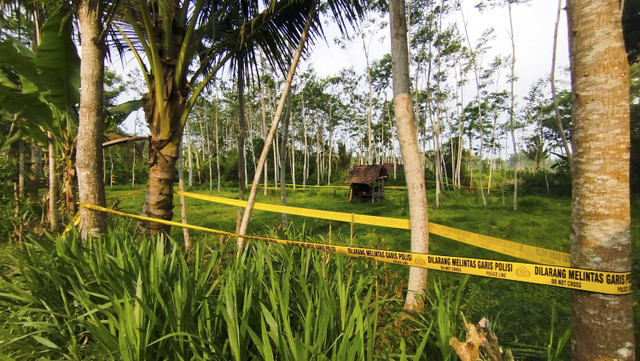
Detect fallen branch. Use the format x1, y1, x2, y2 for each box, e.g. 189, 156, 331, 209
449, 313, 513, 361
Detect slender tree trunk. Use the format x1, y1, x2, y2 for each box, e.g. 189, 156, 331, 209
363, 34, 374, 165
48, 134, 58, 229
567, 1, 634, 359
551, 0, 573, 171
62, 140, 77, 215
236, 65, 248, 233
280, 95, 291, 226
390, 0, 429, 313
203, 108, 213, 191
178, 141, 190, 249
236, 2, 316, 253
301, 90, 308, 187
215, 96, 221, 192
508, 2, 518, 211
28, 142, 43, 201
18, 139, 25, 200
187, 122, 193, 188
327, 105, 333, 185
291, 124, 296, 189
260, 83, 269, 194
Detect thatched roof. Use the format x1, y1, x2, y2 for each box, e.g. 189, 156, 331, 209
345, 165, 388, 184
382, 163, 404, 173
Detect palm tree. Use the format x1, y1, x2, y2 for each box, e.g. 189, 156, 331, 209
389, 0, 429, 313
116, 0, 336, 236
567, 0, 634, 359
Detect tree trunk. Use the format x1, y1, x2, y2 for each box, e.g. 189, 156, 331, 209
389, 0, 429, 313
567, 0, 634, 359
76, 0, 107, 238
236, 2, 316, 254
236, 65, 248, 233
260, 83, 269, 194
187, 121, 193, 189
18, 139, 25, 200
280, 95, 291, 226
48, 134, 58, 229
62, 140, 77, 215
215, 96, 221, 192
27, 142, 43, 201
551, 0, 573, 172
507, 2, 518, 211
178, 141, 190, 249
363, 34, 374, 165
302, 91, 308, 187
138, 67, 187, 236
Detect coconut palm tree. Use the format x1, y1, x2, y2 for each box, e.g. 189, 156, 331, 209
116, 0, 363, 236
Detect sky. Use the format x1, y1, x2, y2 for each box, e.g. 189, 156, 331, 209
115, 0, 571, 136
306, 0, 570, 100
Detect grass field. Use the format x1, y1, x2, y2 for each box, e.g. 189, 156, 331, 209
2, 184, 638, 359
106, 184, 639, 349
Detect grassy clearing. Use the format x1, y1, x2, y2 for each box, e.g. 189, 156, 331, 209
1, 184, 637, 359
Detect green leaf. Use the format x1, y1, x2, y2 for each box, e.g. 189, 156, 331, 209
32, 335, 59, 349
0, 37, 42, 94
35, 4, 80, 114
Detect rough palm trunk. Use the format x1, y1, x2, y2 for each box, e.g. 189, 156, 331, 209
138, 70, 187, 236
389, 0, 429, 313
567, 0, 634, 359
76, 0, 107, 238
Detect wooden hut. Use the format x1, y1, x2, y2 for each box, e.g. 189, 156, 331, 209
346, 165, 389, 202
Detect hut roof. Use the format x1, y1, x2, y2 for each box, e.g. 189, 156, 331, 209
346, 165, 388, 184
382, 163, 404, 173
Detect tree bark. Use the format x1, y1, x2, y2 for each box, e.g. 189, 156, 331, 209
389, 0, 429, 313
567, 0, 634, 359
76, 0, 107, 238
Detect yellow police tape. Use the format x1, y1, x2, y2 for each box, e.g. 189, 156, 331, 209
76, 201, 631, 295
62, 190, 147, 236
175, 191, 571, 267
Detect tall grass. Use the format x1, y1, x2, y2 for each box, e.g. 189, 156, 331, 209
0, 223, 414, 360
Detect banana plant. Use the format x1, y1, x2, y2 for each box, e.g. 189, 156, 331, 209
0, 3, 79, 215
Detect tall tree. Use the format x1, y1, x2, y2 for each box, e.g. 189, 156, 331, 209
76, 0, 118, 238
567, 0, 634, 359
116, 0, 321, 236
389, 0, 429, 313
